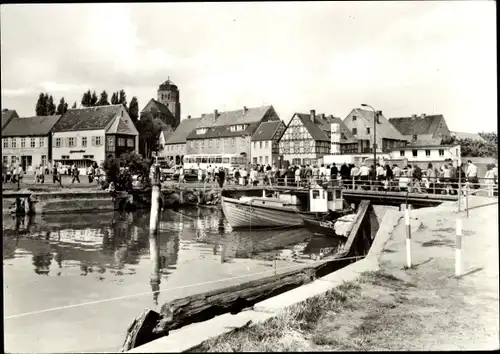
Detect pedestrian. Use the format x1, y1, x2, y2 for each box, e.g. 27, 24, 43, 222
198, 167, 203, 183
340, 162, 350, 182
87, 165, 94, 183
218, 167, 225, 188
330, 163, 338, 181
425, 163, 436, 193
484, 164, 496, 196
350, 163, 360, 189
376, 163, 385, 191
412, 164, 423, 193
359, 163, 370, 190
71, 164, 81, 183
466, 160, 479, 189
384, 164, 393, 190
234, 168, 241, 186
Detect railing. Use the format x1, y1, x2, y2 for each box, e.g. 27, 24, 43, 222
171, 173, 498, 197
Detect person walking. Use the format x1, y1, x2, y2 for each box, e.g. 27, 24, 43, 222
359, 163, 370, 190
71, 164, 81, 183
466, 160, 479, 189
218, 167, 225, 188
87, 165, 94, 183
295, 165, 302, 186
340, 162, 350, 182
350, 163, 360, 189
376, 163, 385, 191
330, 163, 338, 181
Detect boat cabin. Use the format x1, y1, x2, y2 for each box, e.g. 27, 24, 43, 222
309, 185, 343, 212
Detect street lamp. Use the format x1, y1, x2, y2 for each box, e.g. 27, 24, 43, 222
361, 104, 382, 180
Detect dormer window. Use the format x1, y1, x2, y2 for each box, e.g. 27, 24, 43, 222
229, 124, 248, 132
352, 115, 357, 121
197, 128, 209, 135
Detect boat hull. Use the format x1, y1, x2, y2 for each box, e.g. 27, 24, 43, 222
303, 218, 337, 237
221, 196, 320, 228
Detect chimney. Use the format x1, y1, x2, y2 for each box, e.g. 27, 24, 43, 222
420, 113, 426, 118
243, 106, 248, 113
319, 113, 325, 120
411, 114, 417, 119
310, 109, 316, 122
214, 109, 219, 119
187, 115, 191, 119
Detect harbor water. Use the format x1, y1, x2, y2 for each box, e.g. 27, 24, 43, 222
3, 206, 344, 353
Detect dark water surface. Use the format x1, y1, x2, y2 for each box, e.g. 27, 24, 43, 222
3, 206, 343, 353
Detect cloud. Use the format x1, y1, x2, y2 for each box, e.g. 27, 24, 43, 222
1, 2, 497, 133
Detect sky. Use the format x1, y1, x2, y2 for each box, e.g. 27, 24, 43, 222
1, 1, 497, 133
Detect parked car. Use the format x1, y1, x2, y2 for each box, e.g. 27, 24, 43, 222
172, 168, 200, 182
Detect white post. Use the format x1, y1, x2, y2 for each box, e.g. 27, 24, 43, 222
405, 209, 412, 268
455, 218, 463, 277
262, 189, 266, 198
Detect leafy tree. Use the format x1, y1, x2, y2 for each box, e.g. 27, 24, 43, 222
128, 97, 139, 124
111, 92, 119, 105
81, 90, 92, 107
90, 91, 98, 106
47, 95, 56, 115
35, 93, 47, 116
450, 133, 498, 159
136, 111, 169, 159
56, 97, 68, 115
97, 90, 110, 106
103, 156, 120, 186
72, 101, 77, 109
118, 89, 127, 109
118, 151, 150, 176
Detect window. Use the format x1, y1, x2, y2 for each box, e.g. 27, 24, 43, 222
425, 149, 431, 157
438, 149, 444, 156
95, 136, 102, 146
412, 134, 417, 141
55, 138, 61, 147
39, 138, 44, 147
253, 157, 258, 164
366, 127, 370, 134
265, 156, 268, 164
196, 128, 208, 135
232, 138, 235, 146
11, 138, 16, 148
412, 150, 417, 157
259, 156, 262, 164
168, 94, 171, 100
208, 139, 212, 148
41, 155, 47, 166
83, 155, 94, 159
400, 150, 405, 157
118, 138, 126, 146
68, 137, 75, 147
11, 156, 16, 165
62, 155, 70, 160
352, 115, 357, 121
30, 138, 36, 148
127, 138, 134, 147
3, 156, 8, 165
82, 137, 87, 147
21, 138, 26, 148
216, 139, 220, 148
3, 138, 7, 148
260, 141, 263, 149
265, 141, 268, 149
107, 136, 114, 147
253, 142, 256, 148
352, 128, 357, 135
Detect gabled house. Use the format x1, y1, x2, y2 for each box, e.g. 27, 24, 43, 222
278, 110, 357, 166
160, 116, 201, 165
343, 108, 407, 153
185, 105, 280, 162
388, 113, 451, 145
251, 120, 286, 166
2, 115, 62, 171
51, 104, 139, 172
1, 109, 19, 130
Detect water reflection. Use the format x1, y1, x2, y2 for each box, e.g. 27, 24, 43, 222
3, 207, 344, 283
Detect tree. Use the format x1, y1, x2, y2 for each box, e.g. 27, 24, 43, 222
47, 95, 56, 115
90, 91, 98, 106
97, 90, 110, 106
119, 151, 150, 176
72, 101, 77, 109
57, 97, 68, 115
118, 89, 127, 109
81, 90, 92, 107
128, 97, 139, 124
451, 134, 498, 159
111, 92, 119, 105
136, 111, 168, 159
35, 93, 47, 116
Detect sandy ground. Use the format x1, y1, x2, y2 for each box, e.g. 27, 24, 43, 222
201, 196, 499, 351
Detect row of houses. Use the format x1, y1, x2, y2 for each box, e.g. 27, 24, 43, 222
1, 105, 138, 172
158, 104, 467, 167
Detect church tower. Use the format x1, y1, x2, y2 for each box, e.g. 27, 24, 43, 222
157, 77, 181, 128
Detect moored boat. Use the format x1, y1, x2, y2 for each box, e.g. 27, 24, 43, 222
303, 213, 358, 238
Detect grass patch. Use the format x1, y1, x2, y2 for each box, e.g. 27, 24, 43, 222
359, 270, 416, 289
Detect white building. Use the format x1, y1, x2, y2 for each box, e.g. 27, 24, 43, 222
51, 105, 139, 171
388, 144, 461, 167
2, 115, 62, 172
251, 120, 286, 166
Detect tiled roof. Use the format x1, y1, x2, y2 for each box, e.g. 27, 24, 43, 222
292, 113, 356, 143
388, 115, 445, 136
2, 115, 62, 137
141, 98, 174, 118
185, 105, 277, 140
251, 121, 284, 141
165, 118, 201, 145
398, 144, 459, 150
353, 108, 406, 141
52, 105, 123, 132
1, 109, 18, 130
158, 78, 178, 91
116, 117, 138, 135
451, 131, 486, 142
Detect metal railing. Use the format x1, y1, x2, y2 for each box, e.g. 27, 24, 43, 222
171, 173, 498, 197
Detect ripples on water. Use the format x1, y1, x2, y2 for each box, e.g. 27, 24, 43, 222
3, 206, 344, 353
